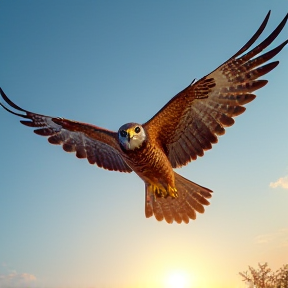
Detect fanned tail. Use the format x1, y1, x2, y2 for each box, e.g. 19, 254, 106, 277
145, 172, 213, 224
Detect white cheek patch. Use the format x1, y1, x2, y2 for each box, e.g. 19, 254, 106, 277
129, 130, 146, 150
130, 138, 143, 149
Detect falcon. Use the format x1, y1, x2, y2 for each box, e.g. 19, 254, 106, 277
1, 11, 287, 224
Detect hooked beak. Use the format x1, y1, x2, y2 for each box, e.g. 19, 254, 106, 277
126, 128, 135, 141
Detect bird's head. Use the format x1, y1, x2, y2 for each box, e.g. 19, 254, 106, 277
118, 123, 146, 151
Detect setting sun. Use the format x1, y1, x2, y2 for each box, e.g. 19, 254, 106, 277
164, 271, 192, 288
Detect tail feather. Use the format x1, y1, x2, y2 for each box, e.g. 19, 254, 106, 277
183, 202, 197, 220
151, 200, 164, 222
193, 192, 211, 206
145, 172, 213, 224
186, 195, 205, 214
169, 204, 183, 224
159, 199, 174, 223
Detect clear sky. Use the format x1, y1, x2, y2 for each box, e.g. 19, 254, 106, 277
0, 1, 287, 288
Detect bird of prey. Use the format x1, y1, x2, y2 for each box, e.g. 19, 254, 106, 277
1, 11, 287, 224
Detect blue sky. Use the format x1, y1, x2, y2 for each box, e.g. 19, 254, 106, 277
0, 1, 288, 288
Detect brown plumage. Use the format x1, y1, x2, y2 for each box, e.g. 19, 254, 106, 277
1, 11, 287, 224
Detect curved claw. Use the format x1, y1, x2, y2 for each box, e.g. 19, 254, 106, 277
152, 184, 178, 199
167, 185, 178, 199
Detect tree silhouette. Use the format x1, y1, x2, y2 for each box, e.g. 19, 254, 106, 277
239, 263, 288, 288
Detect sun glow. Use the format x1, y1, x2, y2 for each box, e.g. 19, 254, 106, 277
164, 270, 192, 288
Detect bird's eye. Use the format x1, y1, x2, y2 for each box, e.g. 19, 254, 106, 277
120, 130, 127, 137
134, 126, 141, 133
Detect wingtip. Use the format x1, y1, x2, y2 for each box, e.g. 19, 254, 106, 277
0, 88, 28, 113
279, 11, 288, 29
229, 10, 271, 60
0, 88, 29, 117
0, 87, 6, 99
1, 102, 28, 118
265, 10, 271, 21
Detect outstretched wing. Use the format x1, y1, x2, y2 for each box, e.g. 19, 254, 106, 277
144, 11, 288, 168
0, 88, 132, 173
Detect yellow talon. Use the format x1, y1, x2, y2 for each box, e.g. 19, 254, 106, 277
151, 184, 178, 199
167, 185, 178, 198
152, 185, 167, 198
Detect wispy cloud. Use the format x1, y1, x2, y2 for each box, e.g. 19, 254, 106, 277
269, 175, 288, 190
255, 228, 288, 247
0, 271, 36, 287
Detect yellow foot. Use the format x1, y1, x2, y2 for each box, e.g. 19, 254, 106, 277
167, 185, 178, 198
153, 186, 166, 198
151, 185, 178, 199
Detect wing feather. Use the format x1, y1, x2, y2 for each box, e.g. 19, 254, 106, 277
144, 11, 288, 168
0, 88, 132, 173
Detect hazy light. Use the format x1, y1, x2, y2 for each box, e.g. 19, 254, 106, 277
164, 270, 191, 288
